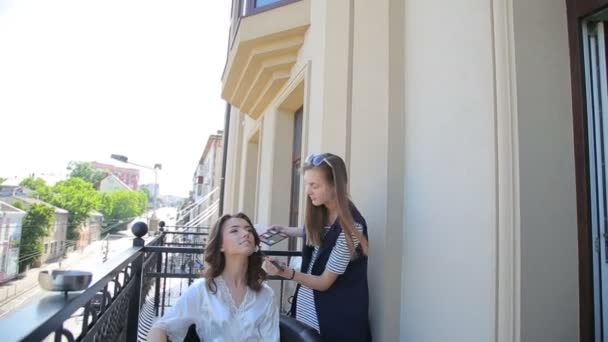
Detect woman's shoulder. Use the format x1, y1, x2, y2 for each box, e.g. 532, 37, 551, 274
191, 277, 208, 287
260, 281, 275, 294
257, 282, 276, 301
183, 278, 211, 295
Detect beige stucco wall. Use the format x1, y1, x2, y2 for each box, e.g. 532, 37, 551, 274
222, 106, 243, 214
401, 0, 498, 340
256, 108, 294, 226
221, 0, 580, 340
349, 1, 406, 340
307, 0, 351, 156
238, 116, 260, 220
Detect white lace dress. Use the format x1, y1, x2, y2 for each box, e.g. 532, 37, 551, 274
152, 277, 279, 341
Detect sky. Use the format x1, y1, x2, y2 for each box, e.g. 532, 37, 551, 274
0, 0, 231, 197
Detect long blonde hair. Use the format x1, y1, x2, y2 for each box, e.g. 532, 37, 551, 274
303, 153, 368, 256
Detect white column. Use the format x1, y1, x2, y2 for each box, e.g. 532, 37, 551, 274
348, 0, 405, 340
401, 0, 498, 340
307, 0, 353, 156
223, 107, 243, 214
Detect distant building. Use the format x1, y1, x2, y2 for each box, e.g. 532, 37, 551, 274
190, 131, 224, 226
2, 173, 66, 189
0, 201, 25, 283
98, 174, 133, 192
92, 162, 139, 190
0, 196, 68, 264
79, 211, 103, 249
0, 185, 37, 197
159, 195, 186, 208
140, 183, 160, 208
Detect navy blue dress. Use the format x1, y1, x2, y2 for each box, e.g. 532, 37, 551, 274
290, 204, 371, 341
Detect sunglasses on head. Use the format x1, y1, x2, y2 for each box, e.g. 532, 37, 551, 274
304, 153, 333, 168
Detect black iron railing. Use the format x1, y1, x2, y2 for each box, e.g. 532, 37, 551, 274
0, 223, 300, 341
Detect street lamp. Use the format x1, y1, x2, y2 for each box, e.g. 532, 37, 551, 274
110, 154, 162, 231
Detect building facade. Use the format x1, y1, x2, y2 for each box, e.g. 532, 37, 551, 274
0, 202, 25, 283
219, 0, 608, 341
79, 211, 103, 249
98, 174, 134, 193
140, 183, 160, 208
92, 162, 140, 191
46, 205, 69, 262
190, 131, 224, 226
0, 196, 69, 264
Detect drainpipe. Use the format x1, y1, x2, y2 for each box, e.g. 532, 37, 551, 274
218, 103, 231, 215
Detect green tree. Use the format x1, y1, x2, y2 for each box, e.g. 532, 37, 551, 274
12, 201, 24, 210
45, 178, 101, 240
19, 203, 55, 272
0, 177, 6, 185
19, 176, 48, 193
100, 190, 148, 232
67, 161, 108, 185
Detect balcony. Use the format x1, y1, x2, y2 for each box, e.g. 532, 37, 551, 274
0, 223, 300, 341
222, 0, 310, 119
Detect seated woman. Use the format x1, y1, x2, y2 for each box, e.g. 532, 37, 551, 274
147, 213, 279, 342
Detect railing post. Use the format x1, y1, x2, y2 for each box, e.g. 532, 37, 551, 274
154, 229, 165, 316
161, 237, 169, 316
126, 222, 148, 342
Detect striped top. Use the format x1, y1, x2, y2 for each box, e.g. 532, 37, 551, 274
296, 223, 363, 332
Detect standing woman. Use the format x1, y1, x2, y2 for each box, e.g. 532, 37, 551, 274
263, 153, 371, 341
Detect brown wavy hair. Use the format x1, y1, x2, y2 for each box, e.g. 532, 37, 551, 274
303, 153, 369, 256
204, 213, 266, 293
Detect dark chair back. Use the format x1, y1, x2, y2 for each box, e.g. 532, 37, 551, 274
279, 315, 322, 342
180, 315, 321, 342
183, 324, 200, 342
